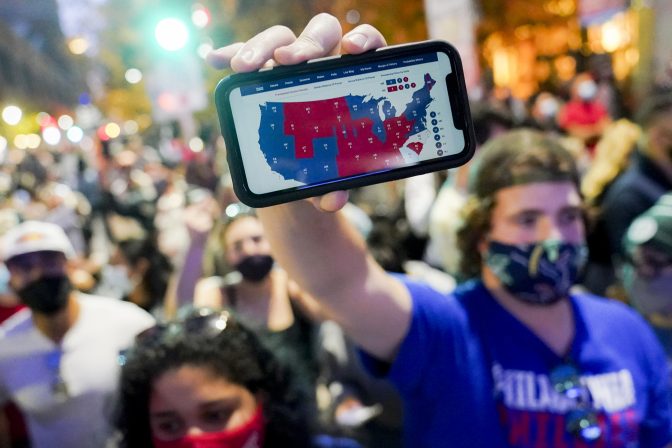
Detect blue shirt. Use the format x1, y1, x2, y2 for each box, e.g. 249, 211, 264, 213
362, 279, 672, 447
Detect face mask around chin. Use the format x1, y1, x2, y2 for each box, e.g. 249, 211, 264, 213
16, 275, 72, 315
485, 240, 587, 306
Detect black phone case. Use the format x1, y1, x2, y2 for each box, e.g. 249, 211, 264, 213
215, 40, 475, 208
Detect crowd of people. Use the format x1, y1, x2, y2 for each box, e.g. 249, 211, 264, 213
0, 12, 671, 448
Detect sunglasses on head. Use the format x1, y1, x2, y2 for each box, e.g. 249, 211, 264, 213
549, 361, 602, 442
118, 308, 233, 366
223, 203, 255, 221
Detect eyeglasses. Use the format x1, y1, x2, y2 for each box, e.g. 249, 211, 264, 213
118, 308, 233, 366
549, 362, 602, 442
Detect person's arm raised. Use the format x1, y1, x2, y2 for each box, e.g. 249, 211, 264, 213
207, 14, 412, 361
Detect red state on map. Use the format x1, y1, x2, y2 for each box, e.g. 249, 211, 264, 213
282, 98, 416, 177
408, 142, 424, 155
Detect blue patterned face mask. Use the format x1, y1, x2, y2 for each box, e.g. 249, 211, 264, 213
485, 240, 587, 305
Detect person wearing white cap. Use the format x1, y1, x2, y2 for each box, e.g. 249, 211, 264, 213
0, 220, 155, 448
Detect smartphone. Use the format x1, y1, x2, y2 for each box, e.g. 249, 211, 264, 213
215, 40, 475, 207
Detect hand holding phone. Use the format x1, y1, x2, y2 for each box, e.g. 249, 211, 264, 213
213, 24, 475, 208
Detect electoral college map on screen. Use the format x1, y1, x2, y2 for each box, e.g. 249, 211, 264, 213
228, 51, 465, 195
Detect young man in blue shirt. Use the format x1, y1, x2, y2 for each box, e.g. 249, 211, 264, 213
208, 14, 672, 447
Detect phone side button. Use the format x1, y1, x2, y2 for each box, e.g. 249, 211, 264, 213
307, 55, 341, 63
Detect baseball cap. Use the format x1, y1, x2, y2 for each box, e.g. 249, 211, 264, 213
1, 221, 76, 262
624, 193, 672, 255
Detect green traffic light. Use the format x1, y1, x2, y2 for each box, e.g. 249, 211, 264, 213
154, 18, 189, 51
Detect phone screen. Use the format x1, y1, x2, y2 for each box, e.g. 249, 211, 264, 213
227, 49, 466, 196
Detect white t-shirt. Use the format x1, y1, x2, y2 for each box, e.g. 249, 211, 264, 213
0, 294, 155, 448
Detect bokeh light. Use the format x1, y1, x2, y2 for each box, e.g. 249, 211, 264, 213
225, 203, 245, 218
58, 114, 74, 130
37, 112, 53, 127
104, 122, 121, 139
68, 37, 89, 55
191, 4, 210, 28
125, 68, 143, 84
123, 120, 139, 135
26, 134, 41, 149
155, 18, 189, 51
197, 41, 213, 59
2, 105, 22, 125
345, 9, 361, 25
14, 135, 27, 150
67, 126, 84, 143
42, 126, 61, 146
188, 137, 204, 153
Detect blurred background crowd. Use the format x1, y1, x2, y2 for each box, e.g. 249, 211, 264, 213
0, 0, 671, 447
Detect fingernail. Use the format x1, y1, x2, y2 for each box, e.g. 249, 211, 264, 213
287, 42, 310, 57
240, 49, 256, 63
347, 33, 368, 48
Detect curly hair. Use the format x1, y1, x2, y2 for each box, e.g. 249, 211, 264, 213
456, 129, 581, 279
114, 316, 312, 448
581, 119, 641, 204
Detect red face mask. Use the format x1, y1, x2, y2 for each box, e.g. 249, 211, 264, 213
152, 405, 265, 448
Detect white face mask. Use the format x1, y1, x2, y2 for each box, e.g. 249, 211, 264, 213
577, 81, 598, 101
538, 97, 559, 118
99, 264, 136, 299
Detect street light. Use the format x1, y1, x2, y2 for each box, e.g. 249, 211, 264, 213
154, 18, 189, 51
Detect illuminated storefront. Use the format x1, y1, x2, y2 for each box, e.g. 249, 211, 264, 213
477, 0, 639, 100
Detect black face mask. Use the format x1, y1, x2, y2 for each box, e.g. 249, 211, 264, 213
235, 255, 274, 282
17, 276, 72, 316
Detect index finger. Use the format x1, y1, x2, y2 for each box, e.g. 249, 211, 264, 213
341, 24, 388, 54
206, 25, 297, 73
272, 13, 343, 65
230, 25, 297, 72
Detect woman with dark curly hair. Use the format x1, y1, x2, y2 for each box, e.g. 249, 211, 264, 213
114, 308, 313, 448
